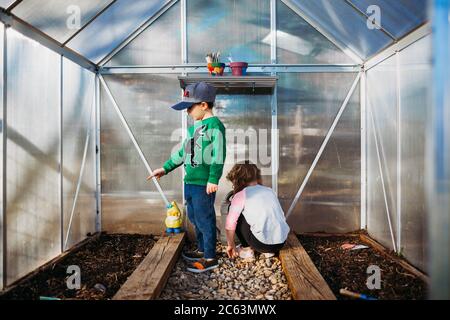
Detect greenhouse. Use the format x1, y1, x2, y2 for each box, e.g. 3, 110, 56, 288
0, 0, 449, 301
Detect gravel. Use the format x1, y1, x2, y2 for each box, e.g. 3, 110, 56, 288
159, 243, 292, 300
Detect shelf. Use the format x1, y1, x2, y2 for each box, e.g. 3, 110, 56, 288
178, 75, 278, 94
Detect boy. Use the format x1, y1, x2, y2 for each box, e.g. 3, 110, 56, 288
148, 82, 226, 273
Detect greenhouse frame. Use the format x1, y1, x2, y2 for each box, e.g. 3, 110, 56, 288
0, 0, 449, 300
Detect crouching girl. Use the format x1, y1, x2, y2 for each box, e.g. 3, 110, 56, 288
225, 161, 290, 260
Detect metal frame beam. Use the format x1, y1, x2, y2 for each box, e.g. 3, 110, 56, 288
360, 70, 367, 230
395, 52, 402, 253
270, 0, 278, 195
1, 23, 7, 290
286, 72, 362, 219
364, 23, 431, 71
280, 0, 363, 65
94, 75, 101, 233
0, 9, 96, 71
180, 0, 187, 206
59, 55, 64, 253
99, 64, 360, 75
98, 0, 179, 67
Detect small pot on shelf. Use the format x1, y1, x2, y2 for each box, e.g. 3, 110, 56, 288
208, 62, 226, 76
229, 62, 248, 76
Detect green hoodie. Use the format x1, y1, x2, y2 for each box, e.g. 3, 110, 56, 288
163, 116, 226, 185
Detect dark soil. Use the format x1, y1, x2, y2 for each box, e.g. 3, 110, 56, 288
298, 234, 427, 300
0, 233, 155, 300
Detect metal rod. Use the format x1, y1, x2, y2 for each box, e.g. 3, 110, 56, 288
1, 23, 8, 290
368, 104, 397, 253
395, 52, 402, 253
271, 81, 278, 196
94, 75, 101, 233
99, 0, 179, 67
59, 55, 64, 253
64, 101, 95, 250
62, 0, 118, 46
343, 0, 397, 41
360, 70, 367, 229
181, 0, 187, 64
98, 75, 170, 207
286, 72, 361, 219
270, 0, 277, 64
101, 63, 359, 69
270, 0, 278, 197
181, 0, 187, 204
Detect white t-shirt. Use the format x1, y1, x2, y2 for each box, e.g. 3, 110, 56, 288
225, 184, 290, 245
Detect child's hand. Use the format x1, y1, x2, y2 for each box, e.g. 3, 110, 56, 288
206, 183, 218, 194
226, 245, 238, 258
147, 168, 165, 181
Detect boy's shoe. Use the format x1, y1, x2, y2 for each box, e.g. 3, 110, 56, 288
186, 258, 219, 273
236, 245, 255, 260
182, 249, 204, 261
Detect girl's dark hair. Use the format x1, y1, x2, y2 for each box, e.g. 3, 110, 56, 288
226, 160, 262, 194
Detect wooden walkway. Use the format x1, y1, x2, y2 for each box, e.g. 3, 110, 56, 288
280, 233, 336, 300
113, 232, 185, 300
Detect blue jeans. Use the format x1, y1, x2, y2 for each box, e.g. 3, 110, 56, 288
184, 184, 217, 259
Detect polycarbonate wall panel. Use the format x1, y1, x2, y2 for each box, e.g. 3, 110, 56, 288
187, 0, 271, 63
289, 0, 392, 59
277, 1, 353, 64
68, 0, 171, 63
366, 56, 398, 251
107, 1, 181, 66
348, 0, 428, 39
6, 29, 61, 284
288, 85, 361, 233
62, 58, 96, 249
101, 74, 183, 234
0, 23, 4, 290
398, 36, 431, 271
12, 0, 115, 43
0, 0, 14, 9
212, 92, 273, 216
277, 72, 357, 232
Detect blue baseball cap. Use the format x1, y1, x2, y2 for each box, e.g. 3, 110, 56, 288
171, 82, 217, 111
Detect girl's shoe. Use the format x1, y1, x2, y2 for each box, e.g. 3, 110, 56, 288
236, 245, 255, 260
182, 249, 204, 261
262, 252, 275, 258
187, 258, 219, 273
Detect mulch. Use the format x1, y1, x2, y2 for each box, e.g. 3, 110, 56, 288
0, 233, 155, 300
298, 234, 427, 300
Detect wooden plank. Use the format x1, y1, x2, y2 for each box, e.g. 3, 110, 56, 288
113, 232, 185, 300
299, 232, 360, 238
359, 234, 429, 284
280, 233, 336, 300
1, 233, 100, 294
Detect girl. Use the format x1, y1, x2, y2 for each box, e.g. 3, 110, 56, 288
225, 161, 290, 260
